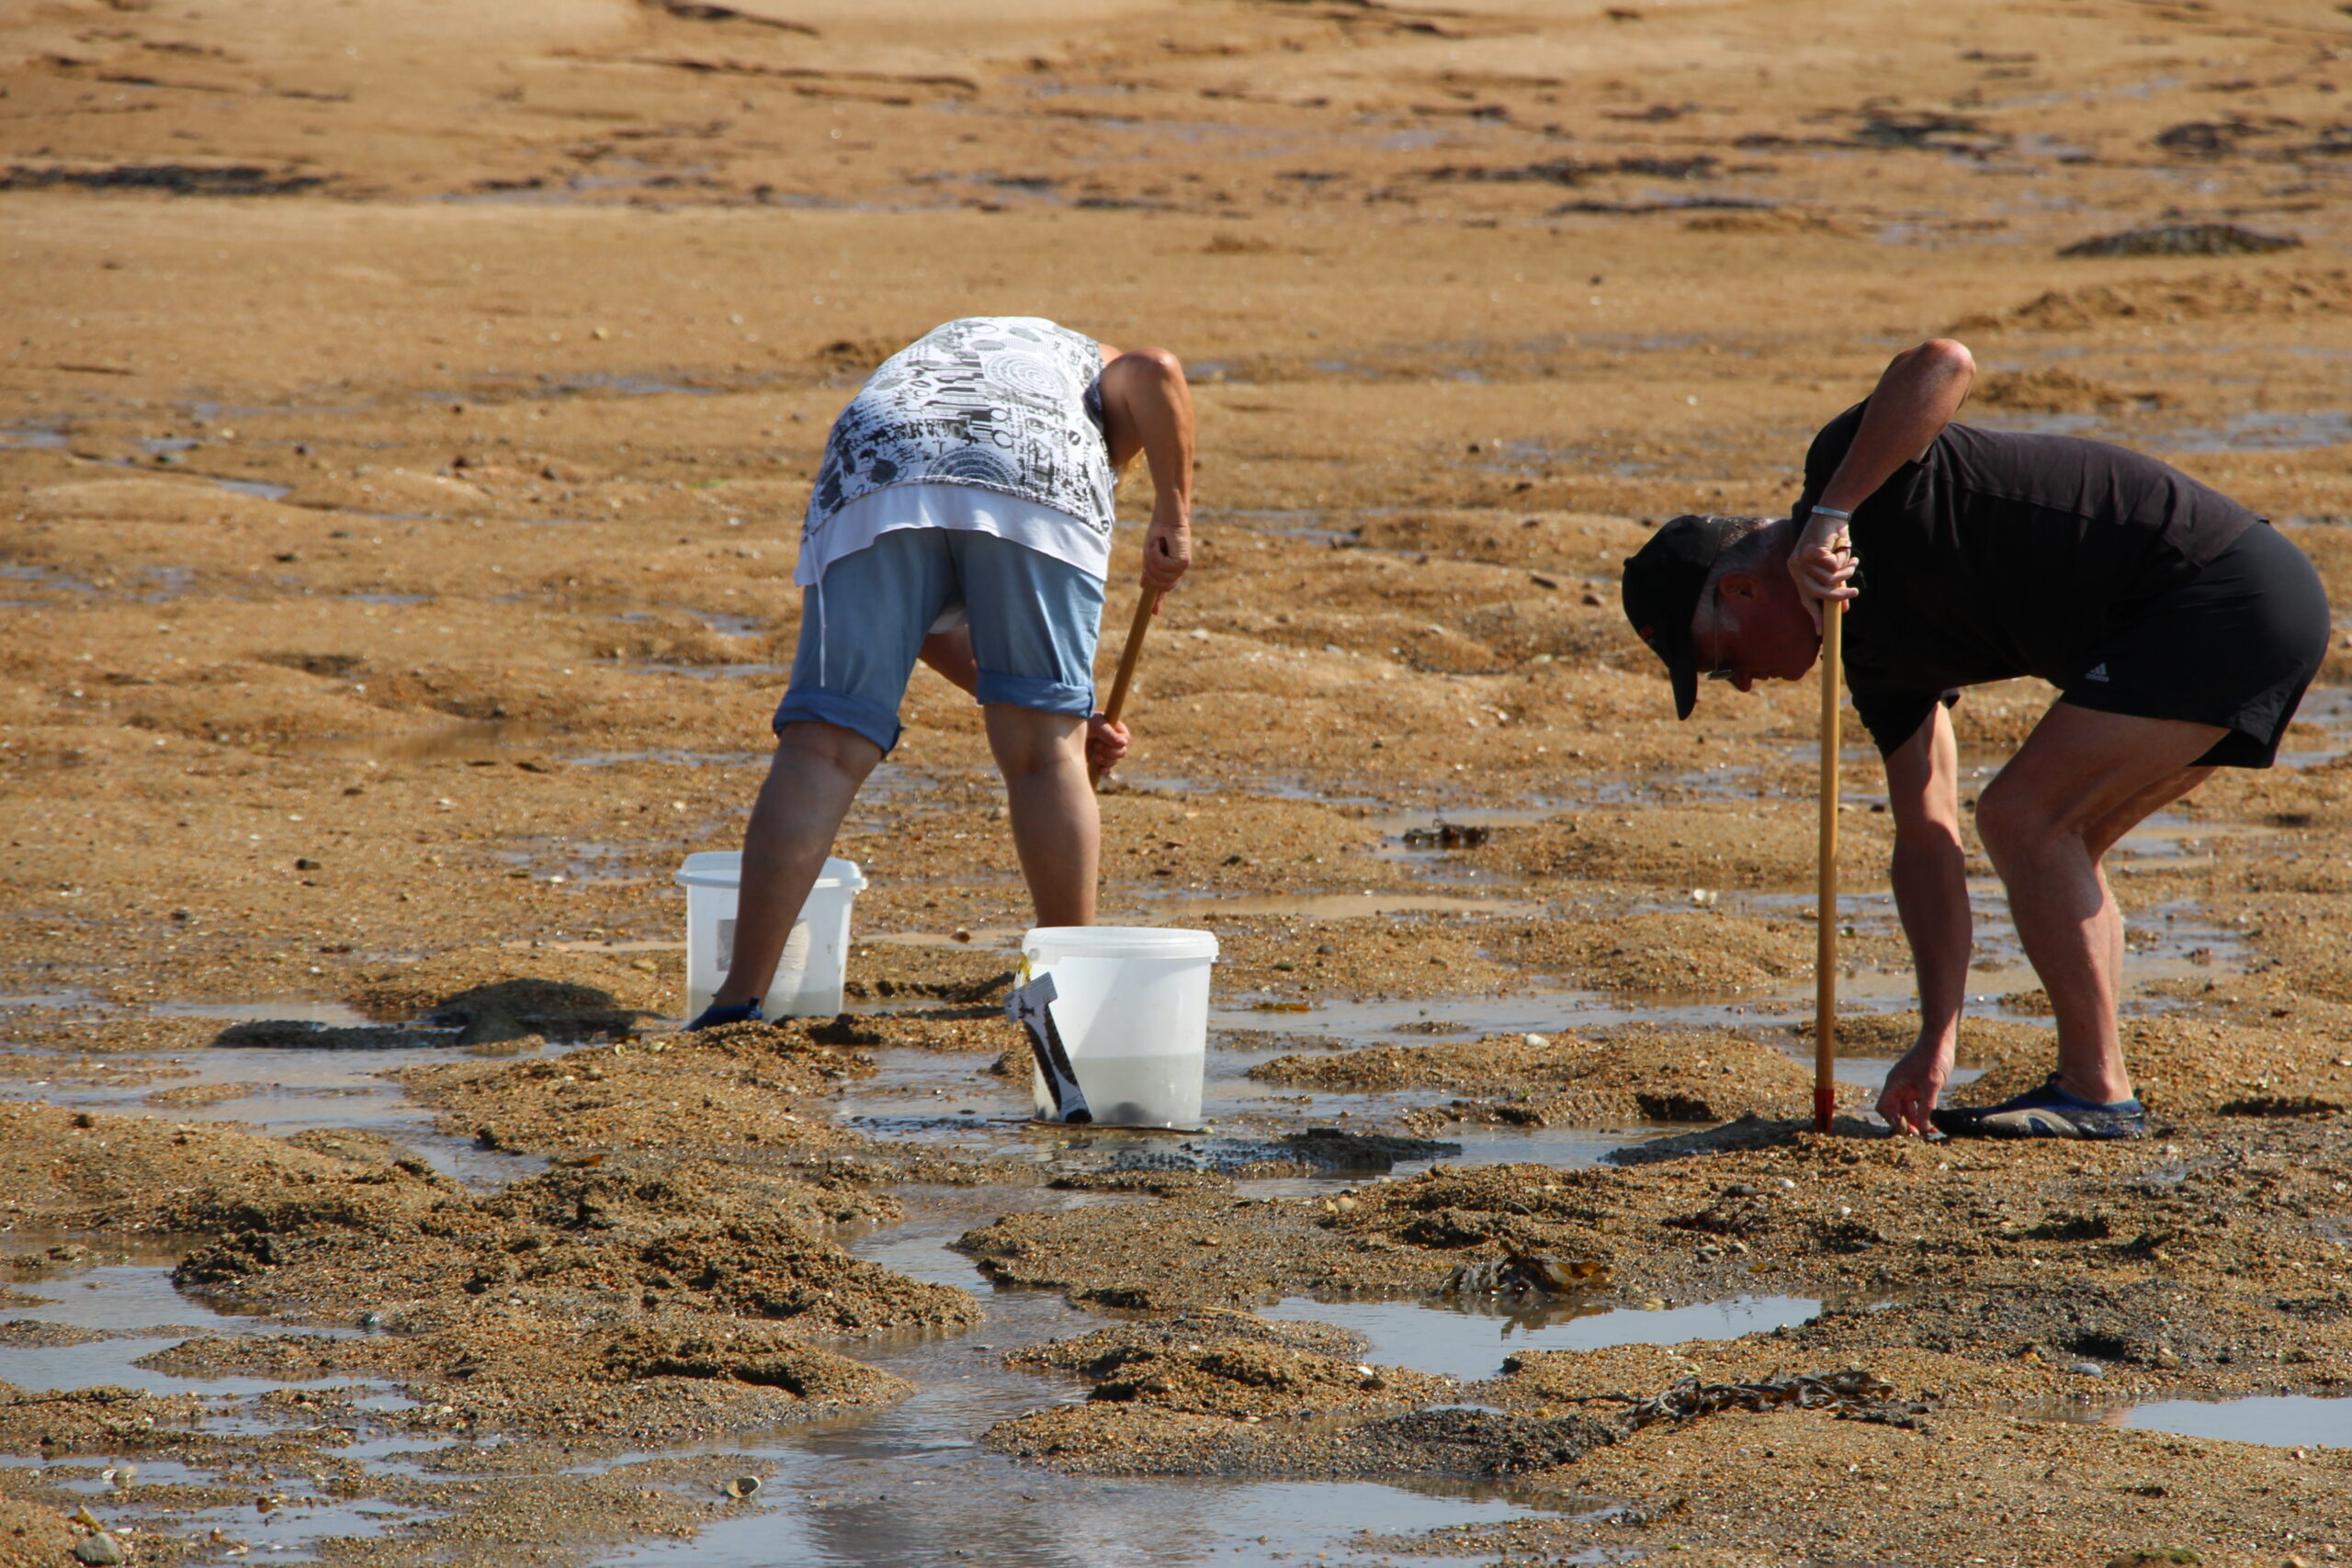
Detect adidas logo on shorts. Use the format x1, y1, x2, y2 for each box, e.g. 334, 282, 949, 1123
2083, 662, 2110, 682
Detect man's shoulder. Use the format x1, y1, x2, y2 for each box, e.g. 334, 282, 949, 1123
1936, 421, 2209, 503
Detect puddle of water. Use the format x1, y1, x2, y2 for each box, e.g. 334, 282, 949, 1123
1828, 1055, 1989, 1094
1161, 892, 1544, 920
1363, 807, 1564, 880
2070, 1394, 2352, 1448
544, 372, 725, 400
1, 1452, 449, 1550
625, 660, 789, 681
0, 1263, 364, 1396
1973, 410, 2352, 456
151, 999, 377, 1027
1259, 1294, 1826, 1382
1212, 988, 1776, 1047
0, 562, 98, 595
488, 838, 651, 886
207, 476, 293, 502
835, 1035, 1651, 1177
0, 427, 66, 449
6, 1006, 548, 1188
2165, 411, 2352, 455
579, 1193, 1578, 1568
2285, 683, 2351, 768
687, 610, 764, 639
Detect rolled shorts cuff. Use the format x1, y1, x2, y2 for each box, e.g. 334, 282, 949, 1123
973, 668, 1094, 716
774, 688, 902, 755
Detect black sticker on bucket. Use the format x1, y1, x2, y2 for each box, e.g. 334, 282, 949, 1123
1005, 972, 1091, 1124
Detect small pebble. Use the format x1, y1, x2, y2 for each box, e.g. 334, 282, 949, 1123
74, 1536, 127, 1566
1522, 1032, 1548, 1048
2068, 1361, 2107, 1378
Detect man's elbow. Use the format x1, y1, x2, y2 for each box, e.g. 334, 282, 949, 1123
1903, 338, 1975, 383
1111, 345, 1185, 387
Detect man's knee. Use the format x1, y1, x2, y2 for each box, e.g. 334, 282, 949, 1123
1973, 773, 2052, 869
775, 720, 882, 776
987, 709, 1084, 779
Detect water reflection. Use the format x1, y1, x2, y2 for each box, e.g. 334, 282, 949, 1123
1260, 1293, 1827, 1382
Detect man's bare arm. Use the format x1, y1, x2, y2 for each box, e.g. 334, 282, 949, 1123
1791, 339, 1977, 623
1878, 702, 1972, 1135
1818, 338, 1975, 513
1098, 346, 1194, 594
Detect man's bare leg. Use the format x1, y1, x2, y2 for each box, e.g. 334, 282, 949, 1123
984, 705, 1096, 927
1973, 705, 2226, 1104
710, 720, 882, 1008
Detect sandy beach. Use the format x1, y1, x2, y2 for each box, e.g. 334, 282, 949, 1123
3, 1, 2350, 1563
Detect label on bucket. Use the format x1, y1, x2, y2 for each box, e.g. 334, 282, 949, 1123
716, 919, 809, 976
1006, 972, 1091, 1124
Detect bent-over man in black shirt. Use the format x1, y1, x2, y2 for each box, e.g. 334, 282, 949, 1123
1622, 340, 2331, 1139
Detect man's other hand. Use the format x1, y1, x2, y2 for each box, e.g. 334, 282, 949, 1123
1876, 1039, 1951, 1137
1787, 515, 1858, 634
1141, 496, 1192, 592
1087, 714, 1131, 775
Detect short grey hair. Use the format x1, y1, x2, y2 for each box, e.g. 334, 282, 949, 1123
1709, 514, 1779, 573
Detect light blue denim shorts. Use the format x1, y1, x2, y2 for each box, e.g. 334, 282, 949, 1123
775, 527, 1104, 755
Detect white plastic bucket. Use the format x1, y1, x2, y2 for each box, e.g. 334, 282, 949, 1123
675, 852, 868, 1020
1022, 925, 1218, 1128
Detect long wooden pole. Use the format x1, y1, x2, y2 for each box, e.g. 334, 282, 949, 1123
1815, 600, 1844, 1134
1090, 588, 1162, 789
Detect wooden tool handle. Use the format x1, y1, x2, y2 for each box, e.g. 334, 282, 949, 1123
1090, 588, 1161, 788
1815, 599, 1843, 1134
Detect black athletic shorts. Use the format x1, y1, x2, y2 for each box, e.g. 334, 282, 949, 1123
2060, 521, 2332, 769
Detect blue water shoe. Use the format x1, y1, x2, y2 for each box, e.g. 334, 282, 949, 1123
686, 999, 765, 1032
1929, 1075, 2146, 1140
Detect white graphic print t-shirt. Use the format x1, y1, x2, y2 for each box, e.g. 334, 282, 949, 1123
796, 317, 1117, 587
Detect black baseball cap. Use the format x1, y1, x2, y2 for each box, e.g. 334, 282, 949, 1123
1621, 513, 1747, 720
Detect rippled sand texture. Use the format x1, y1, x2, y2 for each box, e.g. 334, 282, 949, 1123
3, 1, 2351, 1564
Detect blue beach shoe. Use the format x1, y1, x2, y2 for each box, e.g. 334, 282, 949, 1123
1929, 1075, 2147, 1140
685, 999, 764, 1032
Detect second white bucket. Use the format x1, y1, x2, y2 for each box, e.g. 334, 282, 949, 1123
675, 852, 867, 1020
1023, 925, 1218, 1129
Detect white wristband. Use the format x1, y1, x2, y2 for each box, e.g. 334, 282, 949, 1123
1808, 504, 1852, 522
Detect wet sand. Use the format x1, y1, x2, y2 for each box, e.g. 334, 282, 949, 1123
4, 0, 2352, 1563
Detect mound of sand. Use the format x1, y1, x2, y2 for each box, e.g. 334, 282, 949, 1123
2058, 222, 2300, 258
1971, 367, 2154, 415
1010, 1310, 1449, 1418
0, 1498, 75, 1565
1252, 1025, 1826, 1125
1483, 805, 1894, 894
143, 1322, 910, 1444
0, 1100, 433, 1233
1952, 1014, 2350, 1118
1982, 267, 2352, 331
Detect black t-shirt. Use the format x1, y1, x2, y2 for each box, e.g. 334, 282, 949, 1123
1800, 401, 2261, 755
